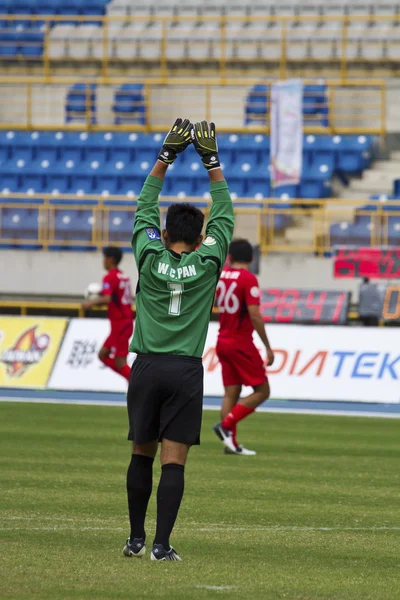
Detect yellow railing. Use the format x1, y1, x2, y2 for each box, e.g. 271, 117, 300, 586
0, 77, 386, 137
1, 195, 399, 254
0, 14, 400, 81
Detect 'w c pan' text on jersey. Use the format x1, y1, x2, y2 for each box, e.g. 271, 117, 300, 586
216, 267, 261, 341
130, 175, 234, 358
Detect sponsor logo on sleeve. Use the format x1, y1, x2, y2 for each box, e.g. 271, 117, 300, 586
145, 228, 161, 241
250, 286, 260, 298
203, 236, 217, 247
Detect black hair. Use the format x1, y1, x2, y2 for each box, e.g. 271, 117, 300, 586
103, 246, 123, 266
229, 239, 253, 263
166, 203, 205, 245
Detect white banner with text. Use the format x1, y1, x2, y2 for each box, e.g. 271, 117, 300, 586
48, 320, 400, 403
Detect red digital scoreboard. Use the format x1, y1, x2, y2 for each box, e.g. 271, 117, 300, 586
334, 247, 400, 279
260, 289, 350, 324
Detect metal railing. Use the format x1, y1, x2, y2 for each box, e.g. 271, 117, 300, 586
0, 14, 399, 81
0, 77, 386, 137
1, 195, 399, 254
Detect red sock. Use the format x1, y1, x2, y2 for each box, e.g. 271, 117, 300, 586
119, 364, 131, 382
101, 357, 130, 382
222, 404, 254, 431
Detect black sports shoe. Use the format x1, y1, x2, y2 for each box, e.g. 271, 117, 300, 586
123, 537, 146, 558
150, 544, 182, 561
213, 423, 237, 453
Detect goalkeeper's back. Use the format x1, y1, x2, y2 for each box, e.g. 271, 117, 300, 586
130, 175, 234, 358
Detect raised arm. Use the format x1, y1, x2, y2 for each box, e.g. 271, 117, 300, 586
131, 118, 193, 266
192, 121, 235, 267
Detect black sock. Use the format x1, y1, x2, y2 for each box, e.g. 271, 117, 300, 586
154, 463, 185, 550
126, 454, 154, 541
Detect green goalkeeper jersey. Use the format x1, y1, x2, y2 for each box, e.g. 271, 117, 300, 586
130, 174, 234, 358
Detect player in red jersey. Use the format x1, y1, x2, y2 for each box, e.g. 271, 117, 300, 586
213, 239, 274, 455
82, 247, 134, 382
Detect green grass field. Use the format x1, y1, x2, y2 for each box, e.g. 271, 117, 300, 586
1, 401, 400, 600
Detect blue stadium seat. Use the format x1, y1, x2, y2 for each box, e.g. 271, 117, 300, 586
65, 83, 96, 124
20, 174, 45, 193
303, 84, 329, 127
113, 84, 146, 125
102, 160, 129, 177
120, 176, 142, 197
51, 208, 95, 250
0, 29, 19, 56
109, 147, 133, 164
69, 174, 96, 194
0, 174, 20, 192
45, 175, 69, 194
245, 84, 268, 125
20, 29, 44, 58
272, 185, 299, 200
106, 209, 136, 245
387, 217, 400, 244
0, 206, 40, 248
224, 178, 246, 198
247, 179, 271, 199
93, 176, 120, 196
393, 179, 400, 197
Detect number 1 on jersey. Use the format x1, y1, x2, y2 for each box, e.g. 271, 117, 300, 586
167, 282, 184, 316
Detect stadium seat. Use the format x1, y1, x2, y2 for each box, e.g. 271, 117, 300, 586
0, 205, 41, 248
65, 83, 97, 124
113, 83, 146, 125
387, 217, 400, 244
106, 208, 136, 245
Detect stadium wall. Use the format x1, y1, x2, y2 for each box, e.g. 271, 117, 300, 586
2, 250, 359, 298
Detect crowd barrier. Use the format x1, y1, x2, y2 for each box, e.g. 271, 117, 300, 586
0, 316, 398, 403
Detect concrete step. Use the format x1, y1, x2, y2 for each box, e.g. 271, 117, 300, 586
371, 160, 400, 171
339, 190, 376, 200
359, 170, 395, 182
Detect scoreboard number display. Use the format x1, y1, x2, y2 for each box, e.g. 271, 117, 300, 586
359, 283, 400, 322
260, 289, 350, 324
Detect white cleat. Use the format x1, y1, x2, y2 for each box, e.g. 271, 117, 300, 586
224, 445, 257, 456
213, 423, 237, 453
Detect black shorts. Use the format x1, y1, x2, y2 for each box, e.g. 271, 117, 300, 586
127, 354, 204, 446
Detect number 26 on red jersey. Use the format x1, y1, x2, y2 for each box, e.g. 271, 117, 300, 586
216, 280, 240, 314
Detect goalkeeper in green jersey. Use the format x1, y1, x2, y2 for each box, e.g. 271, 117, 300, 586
123, 118, 234, 562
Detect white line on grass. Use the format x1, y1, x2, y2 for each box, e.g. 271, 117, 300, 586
1, 525, 400, 533
194, 586, 238, 592
1, 396, 400, 419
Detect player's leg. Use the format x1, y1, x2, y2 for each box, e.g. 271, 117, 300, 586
216, 343, 270, 453
220, 385, 241, 449
222, 379, 270, 430
151, 356, 203, 561
151, 439, 189, 561
124, 357, 160, 558
221, 385, 241, 419
216, 341, 242, 448
124, 439, 158, 558
100, 321, 133, 381
115, 355, 131, 381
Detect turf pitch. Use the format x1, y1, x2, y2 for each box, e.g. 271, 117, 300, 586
1, 401, 400, 600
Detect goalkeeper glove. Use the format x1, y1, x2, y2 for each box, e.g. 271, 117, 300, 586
157, 117, 193, 165
191, 120, 220, 171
